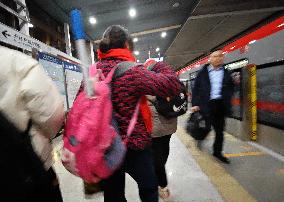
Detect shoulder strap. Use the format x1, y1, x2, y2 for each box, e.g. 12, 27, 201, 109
109, 61, 142, 138
127, 99, 140, 136
114, 61, 142, 79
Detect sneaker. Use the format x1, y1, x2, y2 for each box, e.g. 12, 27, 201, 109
213, 153, 230, 164
158, 186, 172, 202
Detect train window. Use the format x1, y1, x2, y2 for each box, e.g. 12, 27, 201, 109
224, 59, 248, 120
256, 61, 284, 129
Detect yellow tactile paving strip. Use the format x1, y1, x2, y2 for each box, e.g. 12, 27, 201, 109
176, 125, 256, 202
224, 151, 264, 158
279, 168, 284, 175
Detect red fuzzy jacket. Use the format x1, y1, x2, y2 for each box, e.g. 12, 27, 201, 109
97, 58, 181, 150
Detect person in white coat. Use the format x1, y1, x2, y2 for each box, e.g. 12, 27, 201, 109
0, 46, 64, 201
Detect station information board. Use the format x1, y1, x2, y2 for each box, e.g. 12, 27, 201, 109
38, 52, 68, 110
63, 61, 83, 107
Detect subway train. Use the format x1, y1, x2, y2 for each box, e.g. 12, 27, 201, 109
178, 16, 284, 155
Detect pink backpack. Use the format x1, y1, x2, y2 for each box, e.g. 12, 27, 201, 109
61, 62, 139, 183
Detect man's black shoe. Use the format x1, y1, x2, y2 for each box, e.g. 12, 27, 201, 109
213, 153, 230, 164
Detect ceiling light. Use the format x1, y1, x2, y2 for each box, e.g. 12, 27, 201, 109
28, 23, 34, 28
156, 47, 160, 52
133, 37, 138, 42
161, 32, 167, 38
137, 59, 140, 62
134, 51, 139, 55
173, 2, 180, 8
89, 17, 97, 24
249, 40, 256, 44
277, 23, 284, 28
129, 8, 136, 18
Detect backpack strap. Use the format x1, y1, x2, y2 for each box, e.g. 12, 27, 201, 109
104, 61, 141, 83
111, 61, 142, 137
114, 61, 142, 79
127, 98, 140, 136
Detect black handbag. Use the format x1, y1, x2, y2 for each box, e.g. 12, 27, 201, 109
154, 83, 188, 119
186, 112, 210, 140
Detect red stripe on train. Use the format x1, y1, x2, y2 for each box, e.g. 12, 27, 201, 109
231, 98, 284, 113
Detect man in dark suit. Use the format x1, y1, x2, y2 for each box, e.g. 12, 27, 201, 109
191, 50, 234, 164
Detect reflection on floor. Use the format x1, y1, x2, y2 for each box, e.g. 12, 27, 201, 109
52, 135, 224, 202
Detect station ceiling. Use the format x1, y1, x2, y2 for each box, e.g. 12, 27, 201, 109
31, 0, 284, 70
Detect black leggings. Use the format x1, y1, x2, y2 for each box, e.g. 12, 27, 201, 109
152, 135, 172, 188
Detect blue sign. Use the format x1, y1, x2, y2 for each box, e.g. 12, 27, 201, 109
63, 61, 81, 72
38, 52, 62, 65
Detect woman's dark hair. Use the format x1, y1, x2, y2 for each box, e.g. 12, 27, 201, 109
99, 25, 134, 53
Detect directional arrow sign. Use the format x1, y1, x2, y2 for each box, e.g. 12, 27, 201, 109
2, 30, 11, 38
0, 22, 80, 64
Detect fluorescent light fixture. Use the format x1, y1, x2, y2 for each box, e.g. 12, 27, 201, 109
129, 8, 136, 18
134, 51, 139, 55
89, 17, 97, 24
133, 37, 138, 42
249, 40, 256, 44
173, 2, 180, 8
161, 32, 167, 38
156, 47, 160, 52
28, 23, 34, 28
277, 23, 284, 28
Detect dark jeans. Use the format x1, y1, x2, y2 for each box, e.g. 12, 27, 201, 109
208, 99, 226, 155
103, 148, 158, 202
152, 135, 172, 188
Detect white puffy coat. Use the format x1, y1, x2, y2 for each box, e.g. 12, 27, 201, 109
0, 46, 64, 169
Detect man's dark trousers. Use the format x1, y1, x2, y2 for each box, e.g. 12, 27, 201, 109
208, 99, 226, 155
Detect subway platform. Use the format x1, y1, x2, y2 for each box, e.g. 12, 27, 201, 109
52, 115, 284, 202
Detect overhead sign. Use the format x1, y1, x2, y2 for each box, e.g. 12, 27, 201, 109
225, 59, 249, 70
152, 57, 164, 62
0, 22, 80, 64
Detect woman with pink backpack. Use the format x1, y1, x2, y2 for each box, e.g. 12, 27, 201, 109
91, 25, 181, 202
62, 24, 182, 201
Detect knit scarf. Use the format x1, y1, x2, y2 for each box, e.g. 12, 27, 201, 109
97, 48, 153, 133
97, 48, 136, 62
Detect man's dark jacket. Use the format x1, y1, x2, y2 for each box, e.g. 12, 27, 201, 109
192, 64, 234, 117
